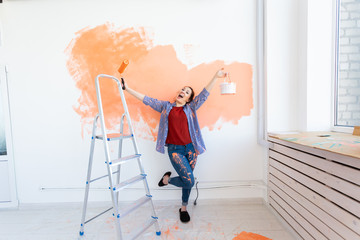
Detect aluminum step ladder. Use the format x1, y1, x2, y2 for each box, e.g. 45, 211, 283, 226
79, 74, 161, 240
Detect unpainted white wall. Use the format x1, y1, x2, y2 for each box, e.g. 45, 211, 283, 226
267, 0, 334, 133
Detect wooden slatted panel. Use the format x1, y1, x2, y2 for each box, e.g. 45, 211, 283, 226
269, 150, 360, 217
269, 150, 360, 202
269, 174, 357, 239
269, 196, 314, 240
272, 142, 360, 185
269, 165, 360, 237
269, 137, 360, 169
269, 181, 337, 239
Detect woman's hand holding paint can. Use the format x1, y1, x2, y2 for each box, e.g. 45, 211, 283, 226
216, 68, 227, 78
219, 71, 236, 95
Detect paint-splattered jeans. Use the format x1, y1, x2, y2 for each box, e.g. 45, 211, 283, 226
167, 143, 198, 206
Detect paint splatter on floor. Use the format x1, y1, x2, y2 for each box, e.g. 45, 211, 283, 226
233, 231, 272, 240
65, 23, 253, 139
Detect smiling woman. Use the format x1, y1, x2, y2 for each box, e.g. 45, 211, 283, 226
124, 69, 226, 223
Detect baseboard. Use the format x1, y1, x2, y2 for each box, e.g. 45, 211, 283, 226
0, 200, 19, 209
32, 180, 267, 203
17, 197, 266, 210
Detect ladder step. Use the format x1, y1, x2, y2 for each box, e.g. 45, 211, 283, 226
95, 133, 133, 141
118, 195, 152, 219
126, 218, 158, 240
112, 174, 146, 192
108, 154, 141, 166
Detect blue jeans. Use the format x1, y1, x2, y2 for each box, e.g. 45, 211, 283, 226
167, 143, 198, 206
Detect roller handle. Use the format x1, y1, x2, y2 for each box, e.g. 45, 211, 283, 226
118, 60, 129, 90
121, 78, 125, 90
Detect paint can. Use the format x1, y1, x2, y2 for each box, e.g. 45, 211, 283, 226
220, 73, 236, 95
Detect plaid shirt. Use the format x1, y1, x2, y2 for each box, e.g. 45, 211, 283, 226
143, 88, 210, 155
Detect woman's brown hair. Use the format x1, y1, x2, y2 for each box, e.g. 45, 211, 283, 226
185, 86, 195, 103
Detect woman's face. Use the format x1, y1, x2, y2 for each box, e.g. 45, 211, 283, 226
176, 86, 193, 105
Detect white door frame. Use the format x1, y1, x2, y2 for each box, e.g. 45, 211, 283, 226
0, 65, 18, 208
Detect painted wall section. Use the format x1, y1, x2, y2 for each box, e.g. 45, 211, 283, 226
66, 24, 253, 140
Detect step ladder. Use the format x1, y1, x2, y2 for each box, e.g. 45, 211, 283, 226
79, 74, 161, 240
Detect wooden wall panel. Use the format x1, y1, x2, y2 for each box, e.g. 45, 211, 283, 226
269, 152, 360, 217
268, 137, 360, 240
269, 182, 334, 239
272, 143, 360, 185
269, 150, 360, 202
269, 166, 360, 237
269, 196, 314, 240
269, 137, 360, 169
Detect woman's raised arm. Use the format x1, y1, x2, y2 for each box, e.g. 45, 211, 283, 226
124, 82, 145, 102
205, 68, 227, 92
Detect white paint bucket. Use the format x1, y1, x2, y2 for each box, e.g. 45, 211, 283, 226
220, 73, 236, 95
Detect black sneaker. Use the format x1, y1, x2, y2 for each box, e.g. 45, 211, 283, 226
158, 171, 171, 187
179, 208, 190, 223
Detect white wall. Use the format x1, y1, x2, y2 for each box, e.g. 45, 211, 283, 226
306, 0, 333, 131
0, 0, 266, 204
267, 0, 334, 133
266, 0, 301, 132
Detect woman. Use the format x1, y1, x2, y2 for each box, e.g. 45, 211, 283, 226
124, 69, 226, 223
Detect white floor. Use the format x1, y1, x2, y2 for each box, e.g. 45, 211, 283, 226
0, 199, 297, 240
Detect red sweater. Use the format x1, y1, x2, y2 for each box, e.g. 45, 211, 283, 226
166, 107, 192, 145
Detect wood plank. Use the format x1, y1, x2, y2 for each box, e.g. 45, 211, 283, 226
269, 182, 341, 239
269, 192, 321, 240
269, 174, 360, 239
269, 150, 360, 202
268, 131, 360, 160
269, 157, 360, 218
272, 143, 360, 185
269, 137, 360, 169
269, 165, 360, 235
269, 196, 315, 240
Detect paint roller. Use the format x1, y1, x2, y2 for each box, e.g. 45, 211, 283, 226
118, 59, 129, 90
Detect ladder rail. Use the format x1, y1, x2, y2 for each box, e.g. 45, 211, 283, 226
114, 76, 161, 236
115, 78, 161, 233
95, 74, 123, 239
79, 114, 99, 236
116, 114, 125, 203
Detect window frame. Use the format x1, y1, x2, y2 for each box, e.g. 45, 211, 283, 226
331, 0, 355, 134
0, 65, 18, 208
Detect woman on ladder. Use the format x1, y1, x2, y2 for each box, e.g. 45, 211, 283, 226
124, 69, 226, 223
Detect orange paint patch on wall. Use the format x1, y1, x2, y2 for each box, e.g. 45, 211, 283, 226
65, 23, 253, 139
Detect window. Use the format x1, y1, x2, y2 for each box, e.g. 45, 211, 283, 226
335, 0, 360, 127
